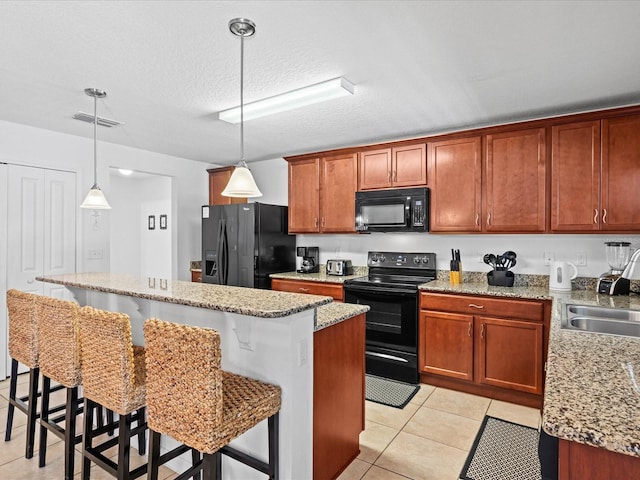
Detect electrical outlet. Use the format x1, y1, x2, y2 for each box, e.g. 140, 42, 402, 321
576, 252, 587, 266
543, 252, 555, 266
298, 339, 308, 367
87, 249, 103, 260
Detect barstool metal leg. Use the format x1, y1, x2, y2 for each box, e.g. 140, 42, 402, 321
25, 366, 40, 459
4, 359, 19, 441
136, 407, 146, 455
38, 376, 51, 467
147, 430, 161, 480
64, 387, 79, 480
81, 399, 95, 480
117, 413, 133, 480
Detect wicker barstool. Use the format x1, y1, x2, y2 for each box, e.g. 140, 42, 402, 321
78, 306, 147, 480
36, 295, 85, 480
4, 289, 63, 459
143, 318, 281, 480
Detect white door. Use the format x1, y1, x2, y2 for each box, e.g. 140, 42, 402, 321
0, 164, 7, 379
3, 164, 76, 377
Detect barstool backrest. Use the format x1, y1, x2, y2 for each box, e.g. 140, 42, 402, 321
144, 318, 223, 453
36, 296, 81, 388
6, 289, 39, 368
78, 306, 143, 415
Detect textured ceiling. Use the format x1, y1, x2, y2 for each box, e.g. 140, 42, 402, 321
1, 0, 640, 166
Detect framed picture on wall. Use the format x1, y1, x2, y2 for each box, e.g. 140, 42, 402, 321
160, 214, 167, 230
148, 215, 155, 230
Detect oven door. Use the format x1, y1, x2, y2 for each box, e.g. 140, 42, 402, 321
343, 283, 418, 352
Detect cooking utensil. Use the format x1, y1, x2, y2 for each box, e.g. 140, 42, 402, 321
483, 254, 492, 266
502, 251, 517, 270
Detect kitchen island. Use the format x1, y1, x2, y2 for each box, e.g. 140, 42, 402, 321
36, 273, 368, 480
420, 280, 640, 478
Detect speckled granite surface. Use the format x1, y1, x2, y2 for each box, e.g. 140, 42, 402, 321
270, 265, 367, 284
421, 279, 640, 458
315, 303, 369, 331
36, 273, 332, 319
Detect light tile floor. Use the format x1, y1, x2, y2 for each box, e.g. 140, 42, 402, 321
1, 374, 541, 480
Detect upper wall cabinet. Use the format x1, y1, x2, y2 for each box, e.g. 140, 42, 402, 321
358, 144, 426, 190
484, 128, 546, 232
601, 114, 640, 231
551, 115, 640, 232
287, 153, 358, 234
550, 121, 601, 231
207, 167, 247, 205
428, 136, 482, 232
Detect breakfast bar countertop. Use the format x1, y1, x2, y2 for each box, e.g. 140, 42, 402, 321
36, 272, 332, 318
419, 279, 640, 458
270, 268, 366, 284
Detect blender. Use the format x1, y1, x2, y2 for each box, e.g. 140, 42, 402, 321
597, 241, 631, 295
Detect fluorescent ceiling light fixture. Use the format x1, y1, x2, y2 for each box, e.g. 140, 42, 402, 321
218, 77, 355, 124
118, 169, 133, 176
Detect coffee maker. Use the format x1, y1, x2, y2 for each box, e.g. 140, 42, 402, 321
297, 246, 319, 273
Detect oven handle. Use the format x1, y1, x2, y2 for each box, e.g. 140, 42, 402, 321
344, 284, 417, 296
366, 351, 409, 363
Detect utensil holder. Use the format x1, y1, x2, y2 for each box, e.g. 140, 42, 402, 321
487, 270, 514, 287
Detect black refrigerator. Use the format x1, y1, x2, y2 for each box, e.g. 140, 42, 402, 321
201, 203, 296, 289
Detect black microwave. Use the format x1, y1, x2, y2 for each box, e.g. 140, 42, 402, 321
355, 187, 429, 232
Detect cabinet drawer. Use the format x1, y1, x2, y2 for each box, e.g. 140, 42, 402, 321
272, 279, 344, 301
420, 292, 543, 321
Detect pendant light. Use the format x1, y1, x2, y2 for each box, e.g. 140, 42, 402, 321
221, 18, 263, 198
80, 88, 111, 209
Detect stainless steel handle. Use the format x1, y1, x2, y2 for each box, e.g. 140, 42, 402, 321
468, 322, 472, 337
602, 209, 607, 224
594, 209, 598, 224
393, 170, 397, 182
314, 217, 318, 227
481, 323, 485, 339
487, 213, 491, 226
321, 217, 326, 227
475, 213, 480, 226
298, 287, 310, 293
367, 351, 409, 363
388, 171, 392, 183
468, 303, 485, 309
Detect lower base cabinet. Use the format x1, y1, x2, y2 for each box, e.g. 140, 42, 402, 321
314, 313, 365, 480
559, 439, 640, 480
419, 292, 549, 407
271, 278, 344, 301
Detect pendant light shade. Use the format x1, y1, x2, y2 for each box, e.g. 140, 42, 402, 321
80, 88, 111, 209
221, 18, 262, 198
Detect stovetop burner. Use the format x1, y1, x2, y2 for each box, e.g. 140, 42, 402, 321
344, 251, 436, 290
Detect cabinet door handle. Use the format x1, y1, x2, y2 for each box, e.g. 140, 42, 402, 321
481, 323, 485, 339
468, 322, 472, 337
468, 303, 485, 309
298, 287, 310, 293
475, 213, 480, 226
593, 209, 598, 224
486, 213, 491, 226
388, 171, 392, 183
314, 217, 318, 227
321, 217, 326, 227
602, 209, 607, 224
393, 170, 397, 182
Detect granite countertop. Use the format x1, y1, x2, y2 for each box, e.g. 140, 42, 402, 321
421, 278, 640, 458
36, 273, 332, 319
270, 266, 367, 284
315, 302, 369, 331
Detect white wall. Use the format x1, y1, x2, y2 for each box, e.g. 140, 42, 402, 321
110, 171, 172, 279
249, 156, 640, 278
0, 119, 213, 281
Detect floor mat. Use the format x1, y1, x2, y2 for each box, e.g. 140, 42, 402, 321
460, 415, 541, 480
364, 374, 420, 409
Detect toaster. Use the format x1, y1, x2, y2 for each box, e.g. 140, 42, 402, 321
326, 259, 353, 276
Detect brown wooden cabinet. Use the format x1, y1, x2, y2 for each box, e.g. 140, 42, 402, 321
190, 270, 202, 282
427, 136, 482, 232
419, 292, 548, 407
559, 439, 640, 480
358, 143, 426, 190
484, 128, 546, 232
551, 115, 640, 232
601, 114, 640, 231
286, 153, 357, 234
207, 167, 247, 205
271, 278, 344, 301
550, 121, 601, 231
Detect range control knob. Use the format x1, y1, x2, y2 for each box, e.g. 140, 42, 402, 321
378, 255, 386, 263
370, 254, 379, 263
421, 256, 430, 264
413, 257, 421, 264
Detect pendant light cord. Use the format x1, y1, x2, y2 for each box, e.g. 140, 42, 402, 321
240, 28, 245, 163
93, 94, 98, 186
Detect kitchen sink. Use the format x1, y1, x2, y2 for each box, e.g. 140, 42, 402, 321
562, 304, 640, 338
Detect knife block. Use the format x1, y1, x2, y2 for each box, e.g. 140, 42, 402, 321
487, 270, 514, 287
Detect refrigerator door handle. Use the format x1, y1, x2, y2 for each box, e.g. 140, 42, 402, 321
215, 218, 224, 283
221, 218, 229, 285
